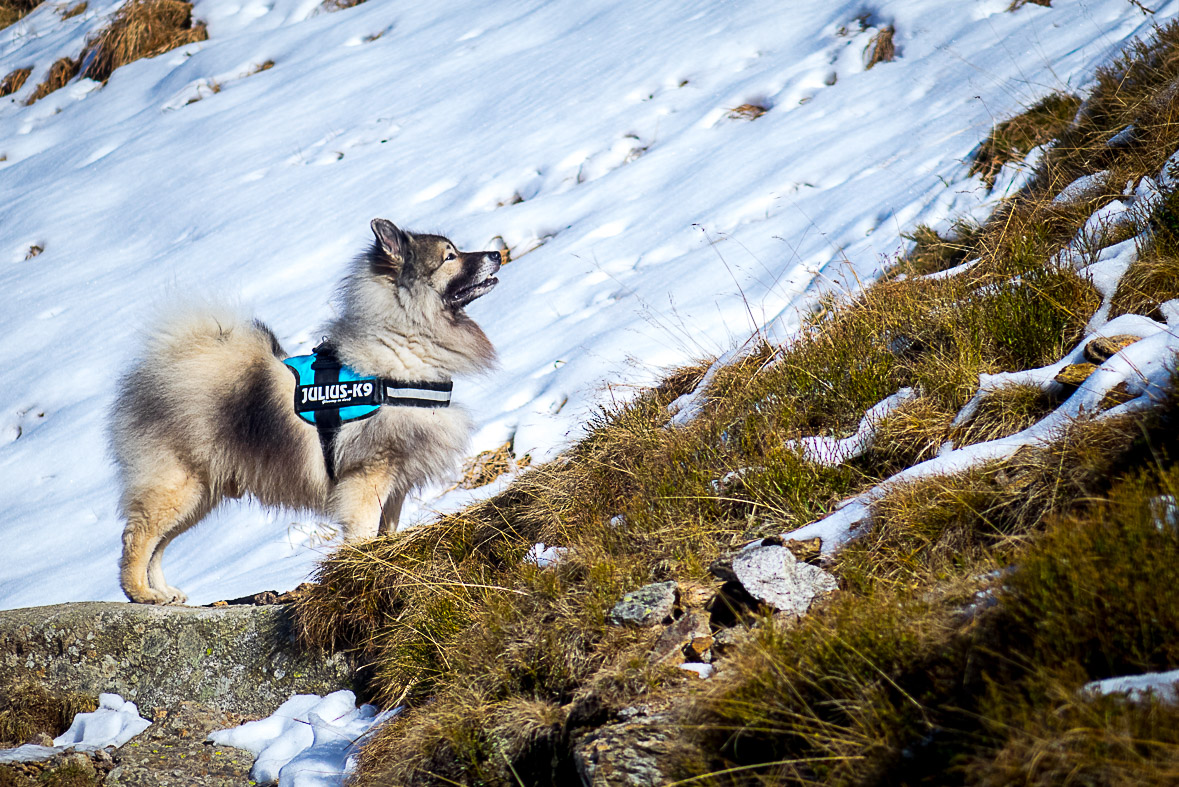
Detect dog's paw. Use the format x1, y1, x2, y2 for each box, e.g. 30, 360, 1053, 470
127, 585, 186, 605
161, 586, 188, 605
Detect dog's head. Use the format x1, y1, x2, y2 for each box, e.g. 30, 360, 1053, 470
368, 218, 502, 310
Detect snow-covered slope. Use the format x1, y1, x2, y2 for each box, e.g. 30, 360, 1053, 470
0, 0, 1168, 608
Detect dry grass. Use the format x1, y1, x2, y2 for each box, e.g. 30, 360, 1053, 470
1008, 0, 1051, 9
0, 682, 96, 745
970, 92, 1080, 187
0, 0, 39, 29
25, 57, 79, 104
0, 67, 31, 97
81, 0, 207, 83
60, 1, 86, 18
952, 383, 1054, 447
727, 103, 767, 121
864, 25, 896, 70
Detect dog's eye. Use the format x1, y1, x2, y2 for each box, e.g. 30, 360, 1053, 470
444, 253, 456, 262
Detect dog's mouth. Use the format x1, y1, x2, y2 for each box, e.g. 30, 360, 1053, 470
448, 276, 498, 307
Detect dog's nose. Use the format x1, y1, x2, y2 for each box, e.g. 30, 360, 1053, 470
487, 250, 505, 266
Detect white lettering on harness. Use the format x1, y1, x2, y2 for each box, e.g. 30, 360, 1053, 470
300, 381, 374, 406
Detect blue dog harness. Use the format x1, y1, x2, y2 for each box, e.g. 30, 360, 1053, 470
283, 343, 453, 480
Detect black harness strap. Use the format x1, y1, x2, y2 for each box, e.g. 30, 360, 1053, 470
298, 342, 455, 483
310, 343, 344, 482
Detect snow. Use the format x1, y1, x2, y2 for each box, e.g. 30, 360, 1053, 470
525, 542, 567, 568
1083, 670, 1179, 704
0, 0, 1172, 608
0, 693, 151, 763
207, 690, 399, 787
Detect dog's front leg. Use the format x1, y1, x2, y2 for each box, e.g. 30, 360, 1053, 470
379, 490, 406, 535
329, 466, 396, 541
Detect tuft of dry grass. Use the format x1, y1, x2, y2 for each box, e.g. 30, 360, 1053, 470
81, 0, 207, 83
970, 92, 1080, 188
0, 681, 96, 745
727, 103, 767, 121
952, 383, 1054, 447
319, 0, 365, 10
457, 440, 529, 490
864, 25, 896, 69
0, 0, 39, 29
0, 66, 31, 97
894, 221, 980, 278
25, 57, 79, 104
60, 1, 86, 18
1008, 0, 1051, 9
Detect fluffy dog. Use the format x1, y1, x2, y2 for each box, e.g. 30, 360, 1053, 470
110, 219, 501, 604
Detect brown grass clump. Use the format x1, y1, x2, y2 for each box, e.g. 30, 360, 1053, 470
457, 440, 529, 489
0, 67, 31, 97
60, 1, 86, 18
727, 103, 767, 121
319, 0, 365, 10
864, 25, 896, 69
25, 57, 79, 104
0, 681, 96, 745
81, 0, 207, 83
952, 383, 1054, 447
970, 92, 1080, 187
894, 221, 980, 278
0, 0, 39, 29
1008, 0, 1051, 9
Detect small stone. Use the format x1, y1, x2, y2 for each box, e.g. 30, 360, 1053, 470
609, 582, 677, 627
782, 537, 822, 564
1083, 335, 1140, 364
1054, 362, 1099, 388
1099, 381, 1136, 409
649, 611, 709, 664
731, 545, 838, 617
683, 636, 713, 663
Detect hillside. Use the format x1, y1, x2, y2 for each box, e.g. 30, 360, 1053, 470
0, 0, 1165, 609
3, 0, 1179, 785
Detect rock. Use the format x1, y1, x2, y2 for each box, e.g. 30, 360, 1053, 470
573, 714, 689, 787
731, 545, 838, 617
648, 612, 710, 665
1054, 362, 1098, 389
710, 626, 750, 656
609, 582, 677, 627
1100, 381, 1136, 409
1083, 334, 1140, 364
782, 537, 822, 564
0, 602, 354, 719
684, 636, 713, 663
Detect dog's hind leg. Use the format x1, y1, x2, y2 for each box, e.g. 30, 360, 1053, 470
378, 489, 406, 536
120, 464, 208, 604
329, 465, 397, 541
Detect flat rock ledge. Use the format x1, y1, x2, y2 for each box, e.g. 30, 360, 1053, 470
0, 602, 353, 718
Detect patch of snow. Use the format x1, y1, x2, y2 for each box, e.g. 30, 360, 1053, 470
208, 690, 399, 787
1083, 670, 1179, 704
525, 542, 567, 568
1052, 170, 1112, 204
678, 662, 714, 679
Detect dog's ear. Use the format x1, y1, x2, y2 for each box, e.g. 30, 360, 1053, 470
371, 219, 410, 260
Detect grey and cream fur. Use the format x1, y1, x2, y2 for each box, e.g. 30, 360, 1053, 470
110, 219, 501, 604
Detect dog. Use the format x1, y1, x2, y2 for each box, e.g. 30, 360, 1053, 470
110, 219, 501, 604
